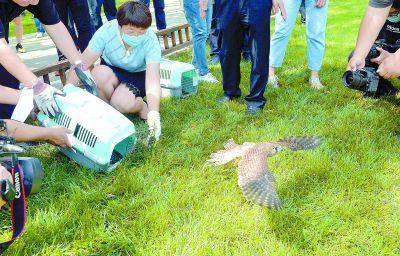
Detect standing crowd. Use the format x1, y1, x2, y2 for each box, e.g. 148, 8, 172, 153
1, 0, 399, 147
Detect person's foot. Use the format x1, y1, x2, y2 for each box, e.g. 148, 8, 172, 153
209, 55, 220, 65
199, 72, 219, 84
35, 32, 45, 38
268, 74, 279, 88
245, 105, 263, 116
15, 43, 26, 53
309, 76, 324, 90
217, 95, 237, 104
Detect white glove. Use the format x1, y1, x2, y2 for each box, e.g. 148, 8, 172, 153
147, 110, 161, 146
33, 80, 64, 117
74, 60, 99, 96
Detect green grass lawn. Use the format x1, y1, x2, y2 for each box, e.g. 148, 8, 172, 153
4, 0, 400, 255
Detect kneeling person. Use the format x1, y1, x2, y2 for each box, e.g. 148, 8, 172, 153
74, 1, 162, 140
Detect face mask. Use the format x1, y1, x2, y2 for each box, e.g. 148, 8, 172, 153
122, 32, 147, 47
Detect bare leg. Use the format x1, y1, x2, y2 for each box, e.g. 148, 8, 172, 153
310, 70, 319, 78
13, 16, 23, 45
109, 84, 148, 118
269, 67, 276, 77
91, 65, 119, 102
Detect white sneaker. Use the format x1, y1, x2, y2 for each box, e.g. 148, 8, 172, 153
35, 32, 44, 38
267, 74, 279, 88
199, 72, 219, 84
309, 77, 324, 90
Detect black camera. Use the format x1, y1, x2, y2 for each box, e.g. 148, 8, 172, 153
344, 42, 399, 97
0, 127, 44, 253
342, 67, 380, 96
0, 136, 43, 204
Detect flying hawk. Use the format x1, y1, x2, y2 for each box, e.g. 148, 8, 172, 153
207, 136, 323, 210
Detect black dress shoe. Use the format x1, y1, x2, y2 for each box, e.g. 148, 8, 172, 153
245, 105, 263, 116
217, 95, 237, 104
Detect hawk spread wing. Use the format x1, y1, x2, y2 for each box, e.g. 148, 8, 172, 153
207, 136, 323, 210
238, 143, 281, 210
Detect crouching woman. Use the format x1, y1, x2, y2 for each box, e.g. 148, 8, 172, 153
73, 1, 162, 140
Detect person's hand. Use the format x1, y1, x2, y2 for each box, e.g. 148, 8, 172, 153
46, 126, 72, 148
199, 0, 207, 20
315, 0, 326, 8
371, 47, 391, 65
73, 60, 99, 96
347, 55, 366, 71
147, 111, 161, 147
12, 0, 38, 6
33, 80, 64, 117
272, 0, 287, 20
0, 165, 12, 209
377, 51, 400, 79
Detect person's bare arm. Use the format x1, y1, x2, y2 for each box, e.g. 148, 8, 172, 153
0, 39, 38, 87
145, 63, 161, 112
44, 22, 82, 64
0, 85, 20, 105
347, 6, 390, 70
66, 48, 101, 85
2, 119, 71, 147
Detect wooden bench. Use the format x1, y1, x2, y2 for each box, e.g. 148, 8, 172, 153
33, 23, 192, 86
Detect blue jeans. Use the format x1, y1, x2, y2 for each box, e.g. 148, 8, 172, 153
33, 18, 45, 33
140, 0, 167, 30
87, 0, 117, 31
183, 0, 212, 76
270, 0, 328, 71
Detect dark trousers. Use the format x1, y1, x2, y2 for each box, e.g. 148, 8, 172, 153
89, 0, 117, 31
218, 0, 272, 108
210, 2, 250, 58
0, 65, 19, 119
140, 0, 167, 30
54, 0, 94, 55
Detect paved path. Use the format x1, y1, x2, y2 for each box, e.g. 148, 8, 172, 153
8, 0, 186, 86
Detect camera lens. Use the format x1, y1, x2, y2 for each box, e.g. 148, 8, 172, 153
342, 70, 367, 89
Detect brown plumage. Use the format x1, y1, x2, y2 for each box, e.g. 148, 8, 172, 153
207, 136, 323, 210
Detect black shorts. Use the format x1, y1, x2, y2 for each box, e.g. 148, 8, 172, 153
0, 65, 19, 119
100, 59, 146, 98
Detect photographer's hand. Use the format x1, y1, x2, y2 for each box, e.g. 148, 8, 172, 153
371, 47, 391, 65
377, 50, 400, 79
46, 126, 73, 148
347, 55, 365, 71
0, 165, 12, 209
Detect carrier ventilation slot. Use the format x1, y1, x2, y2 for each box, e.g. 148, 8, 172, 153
181, 70, 196, 94
54, 113, 72, 128
160, 69, 172, 80
73, 124, 97, 148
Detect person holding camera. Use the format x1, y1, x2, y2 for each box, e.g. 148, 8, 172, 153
348, 0, 400, 78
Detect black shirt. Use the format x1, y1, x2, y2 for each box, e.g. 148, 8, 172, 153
378, 3, 400, 44
0, 0, 59, 41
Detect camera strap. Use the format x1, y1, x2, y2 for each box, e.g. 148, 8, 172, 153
0, 164, 27, 253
